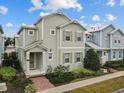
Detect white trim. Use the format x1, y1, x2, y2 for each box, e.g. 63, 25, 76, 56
58, 47, 85, 49
36, 30, 38, 40
100, 31, 102, 47
41, 19, 44, 40
23, 29, 26, 47
34, 53, 36, 69
60, 28, 62, 47
50, 29, 56, 35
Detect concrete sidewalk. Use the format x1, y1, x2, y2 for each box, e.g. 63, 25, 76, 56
36, 71, 124, 93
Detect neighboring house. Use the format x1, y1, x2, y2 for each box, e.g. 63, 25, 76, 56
86, 24, 124, 64
0, 25, 4, 65
15, 12, 86, 77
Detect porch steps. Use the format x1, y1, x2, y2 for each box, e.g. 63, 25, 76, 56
30, 76, 55, 92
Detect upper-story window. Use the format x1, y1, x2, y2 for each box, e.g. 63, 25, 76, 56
28, 30, 34, 36
63, 31, 72, 41
76, 32, 83, 41
50, 29, 56, 35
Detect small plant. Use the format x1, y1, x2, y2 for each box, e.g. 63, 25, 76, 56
0, 67, 16, 81
72, 68, 95, 78
24, 84, 35, 93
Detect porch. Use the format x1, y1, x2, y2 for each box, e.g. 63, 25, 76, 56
25, 51, 47, 77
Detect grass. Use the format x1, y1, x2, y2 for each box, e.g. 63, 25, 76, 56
64, 76, 124, 93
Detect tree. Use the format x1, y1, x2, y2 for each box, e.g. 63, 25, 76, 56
84, 49, 100, 71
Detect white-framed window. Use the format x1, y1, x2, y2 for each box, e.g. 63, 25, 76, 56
119, 51, 122, 58
28, 30, 34, 36
104, 52, 106, 56
50, 29, 56, 35
63, 31, 72, 41
48, 52, 53, 60
63, 53, 72, 63
114, 40, 117, 43
75, 52, 82, 62
75, 32, 83, 41
113, 51, 116, 59
118, 40, 121, 43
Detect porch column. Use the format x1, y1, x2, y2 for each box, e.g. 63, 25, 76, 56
42, 52, 47, 73
26, 52, 30, 73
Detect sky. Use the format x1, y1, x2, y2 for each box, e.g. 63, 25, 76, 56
0, 0, 124, 37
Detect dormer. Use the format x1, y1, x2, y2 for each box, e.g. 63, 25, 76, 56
17, 25, 39, 47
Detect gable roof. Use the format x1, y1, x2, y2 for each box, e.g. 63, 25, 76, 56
89, 24, 114, 33
20, 40, 48, 51
108, 29, 124, 35
86, 41, 101, 50
57, 20, 86, 31
17, 25, 38, 34
34, 12, 71, 25
0, 25, 4, 34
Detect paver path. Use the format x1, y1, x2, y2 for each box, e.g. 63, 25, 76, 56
36, 71, 124, 93
30, 76, 55, 91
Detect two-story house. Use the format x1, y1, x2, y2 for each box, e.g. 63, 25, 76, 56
15, 12, 86, 77
86, 24, 124, 64
0, 25, 4, 65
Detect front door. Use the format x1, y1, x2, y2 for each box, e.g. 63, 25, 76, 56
30, 53, 36, 70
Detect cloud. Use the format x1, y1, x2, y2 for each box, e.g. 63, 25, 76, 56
0, 6, 8, 15
106, 14, 117, 21
120, 0, 124, 6
92, 15, 100, 21
28, 0, 82, 12
28, 0, 43, 12
40, 12, 50, 17
5, 22, 13, 28
45, 0, 82, 12
106, 0, 115, 7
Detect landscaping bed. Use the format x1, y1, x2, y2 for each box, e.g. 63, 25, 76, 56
64, 76, 124, 93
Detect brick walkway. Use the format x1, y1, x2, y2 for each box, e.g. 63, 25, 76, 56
30, 76, 55, 92
36, 71, 124, 93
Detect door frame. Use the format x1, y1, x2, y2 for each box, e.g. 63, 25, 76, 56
29, 53, 37, 70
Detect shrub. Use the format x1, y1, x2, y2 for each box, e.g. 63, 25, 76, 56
0, 67, 16, 81
104, 60, 124, 70
84, 49, 101, 71
94, 69, 104, 76
46, 65, 75, 84
72, 68, 95, 78
46, 72, 75, 84
12, 79, 33, 89
24, 84, 35, 93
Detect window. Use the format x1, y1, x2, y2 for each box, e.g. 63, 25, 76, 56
48, 52, 53, 60
76, 32, 82, 41
63, 53, 71, 63
28, 30, 34, 36
118, 40, 121, 43
75, 52, 82, 62
113, 51, 116, 59
119, 51, 121, 58
50, 29, 56, 35
114, 40, 117, 43
104, 52, 106, 56
64, 31, 72, 41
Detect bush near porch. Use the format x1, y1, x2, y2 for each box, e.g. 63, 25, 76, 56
104, 60, 124, 70
46, 65, 105, 85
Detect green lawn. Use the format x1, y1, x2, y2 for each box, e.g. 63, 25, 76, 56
64, 76, 124, 93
